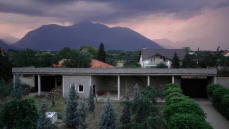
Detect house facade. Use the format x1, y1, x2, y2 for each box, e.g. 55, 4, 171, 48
139, 49, 186, 68
13, 68, 217, 99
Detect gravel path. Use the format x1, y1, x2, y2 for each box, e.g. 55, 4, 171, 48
194, 98, 229, 129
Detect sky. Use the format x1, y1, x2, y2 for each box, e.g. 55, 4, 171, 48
0, 0, 229, 50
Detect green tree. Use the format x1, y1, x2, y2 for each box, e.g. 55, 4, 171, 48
134, 84, 140, 100
65, 84, 80, 127
81, 45, 98, 59
14, 49, 37, 67
99, 93, 116, 129
11, 74, 23, 99
120, 89, 131, 125
79, 99, 88, 129
97, 43, 106, 62
171, 52, 180, 68
156, 63, 167, 68
0, 52, 12, 81
0, 80, 13, 100
0, 99, 38, 129
88, 86, 95, 111
37, 100, 52, 129
182, 53, 196, 68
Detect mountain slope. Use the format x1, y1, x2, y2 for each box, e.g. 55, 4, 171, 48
0, 39, 21, 50
13, 21, 163, 50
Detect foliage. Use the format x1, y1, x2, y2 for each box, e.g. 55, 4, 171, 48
182, 53, 196, 68
120, 89, 131, 125
79, 99, 88, 129
206, 84, 222, 96
97, 43, 106, 62
0, 52, 12, 81
166, 96, 194, 105
141, 86, 163, 104
81, 45, 98, 59
165, 92, 184, 100
133, 83, 140, 100
167, 114, 213, 129
11, 74, 23, 99
163, 87, 182, 97
164, 100, 206, 120
222, 94, 229, 106
171, 52, 180, 68
0, 99, 38, 129
156, 63, 167, 68
0, 80, 13, 100
65, 84, 80, 127
88, 86, 95, 111
37, 100, 52, 129
164, 83, 179, 91
99, 94, 116, 129
217, 67, 229, 77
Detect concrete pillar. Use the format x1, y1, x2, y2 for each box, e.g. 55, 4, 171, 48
38, 75, 41, 96
13, 74, 16, 85
147, 76, 150, 86
117, 76, 120, 100
214, 76, 217, 84
62, 75, 64, 97
172, 76, 174, 83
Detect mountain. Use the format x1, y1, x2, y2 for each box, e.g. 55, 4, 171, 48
0, 33, 19, 44
13, 21, 163, 50
0, 39, 21, 50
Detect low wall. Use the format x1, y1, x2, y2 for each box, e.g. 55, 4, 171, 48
217, 77, 229, 88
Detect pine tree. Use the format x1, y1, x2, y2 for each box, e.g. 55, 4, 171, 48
120, 89, 131, 125
97, 43, 106, 62
37, 100, 52, 129
79, 99, 88, 129
11, 74, 23, 99
134, 84, 140, 100
88, 86, 95, 111
65, 83, 80, 127
171, 52, 180, 68
99, 93, 116, 129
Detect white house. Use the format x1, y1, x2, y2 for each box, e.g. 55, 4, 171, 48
139, 49, 186, 68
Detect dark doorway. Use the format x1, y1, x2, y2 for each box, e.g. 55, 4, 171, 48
181, 78, 208, 98
35, 76, 55, 91
93, 85, 96, 96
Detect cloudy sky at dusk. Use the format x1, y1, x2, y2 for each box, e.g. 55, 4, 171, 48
0, 0, 229, 50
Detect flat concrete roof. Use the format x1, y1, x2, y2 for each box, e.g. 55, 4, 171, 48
12, 68, 217, 76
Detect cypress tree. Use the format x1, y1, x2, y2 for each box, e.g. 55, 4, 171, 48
97, 43, 106, 62
134, 84, 140, 100
37, 100, 52, 129
99, 93, 116, 129
171, 52, 180, 68
11, 74, 23, 99
88, 86, 95, 111
65, 83, 80, 127
78, 99, 88, 129
120, 89, 131, 125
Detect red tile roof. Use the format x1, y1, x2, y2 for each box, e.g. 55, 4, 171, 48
222, 50, 229, 55
90, 59, 115, 68
53, 59, 69, 67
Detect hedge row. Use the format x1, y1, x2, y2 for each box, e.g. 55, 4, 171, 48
206, 84, 229, 119
163, 83, 213, 129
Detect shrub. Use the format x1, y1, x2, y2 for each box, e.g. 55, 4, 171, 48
88, 86, 95, 111
212, 87, 229, 107
156, 63, 167, 68
11, 74, 23, 99
141, 86, 163, 104
163, 87, 182, 97
164, 83, 179, 91
222, 94, 229, 107
120, 89, 131, 125
165, 92, 184, 100
37, 100, 52, 129
134, 83, 140, 100
167, 114, 213, 129
166, 96, 193, 105
206, 84, 222, 96
0, 99, 38, 129
164, 100, 206, 120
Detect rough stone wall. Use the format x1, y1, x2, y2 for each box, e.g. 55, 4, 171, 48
217, 77, 229, 88
150, 76, 172, 92
20, 75, 35, 87
63, 75, 90, 98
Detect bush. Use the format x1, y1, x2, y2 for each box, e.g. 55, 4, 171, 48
164, 101, 206, 120
222, 94, 229, 107
206, 84, 222, 96
0, 99, 38, 129
165, 92, 184, 100
167, 114, 213, 129
166, 96, 193, 105
164, 83, 179, 91
163, 87, 182, 97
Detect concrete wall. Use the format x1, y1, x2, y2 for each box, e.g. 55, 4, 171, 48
150, 76, 172, 92
217, 77, 229, 88
63, 75, 90, 98
20, 75, 35, 87
91, 76, 104, 96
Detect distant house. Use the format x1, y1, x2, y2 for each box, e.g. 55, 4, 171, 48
139, 49, 186, 68
223, 50, 229, 57
90, 59, 115, 68
53, 59, 69, 68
